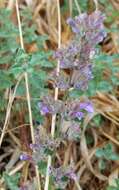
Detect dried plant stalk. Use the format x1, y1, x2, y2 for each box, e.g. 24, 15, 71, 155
15, 0, 41, 189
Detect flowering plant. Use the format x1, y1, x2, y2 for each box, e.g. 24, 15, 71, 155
20, 10, 107, 189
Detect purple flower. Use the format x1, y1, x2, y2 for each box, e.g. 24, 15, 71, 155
74, 80, 89, 91
20, 186, 28, 190
63, 100, 94, 121
70, 64, 93, 90
54, 11, 107, 92
50, 72, 70, 90
69, 110, 84, 120
30, 143, 41, 150
38, 96, 63, 115
38, 102, 50, 115
76, 13, 87, 23
20, 153, 32, 161
49, 166, 76, 189
56, 10, 106, 66
24, 126, 61, 163
67, 17, 80, 33
80, 102, 94, 113
65, 167, 77, 180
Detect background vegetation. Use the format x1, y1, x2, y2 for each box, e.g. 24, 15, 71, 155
0, 0, 119, 189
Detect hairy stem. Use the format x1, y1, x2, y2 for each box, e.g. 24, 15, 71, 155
44, 0, 61, 190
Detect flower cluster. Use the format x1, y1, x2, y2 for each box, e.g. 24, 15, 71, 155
39, 97, 93, 119
54, 11, 107, 91
38, 96, 63, 115
49, 165, 77, 189
63, 100, 94, 120
38, 97, 93, 141
20, 126, 60, 163
50, 71, 70, 90
67, 11, 106, 44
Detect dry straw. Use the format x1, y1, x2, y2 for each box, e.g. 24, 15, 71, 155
15, 0, 41, 189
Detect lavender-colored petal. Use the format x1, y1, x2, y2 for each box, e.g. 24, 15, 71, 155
30, 143, 41, 150
38, 102, 50, 115
53, 10, 107, 93
67, 17, 80, 33
75, 111, 84, 119
85, 104, 94, 113
66, 169, 77, 180
74, 80, 89, 91
76, 13, 87, 23
54, 49, 64, 59
20, 153, 31, 161
60, 60, 66, 68
80, 102, 94, 113
19, 186, 28, 190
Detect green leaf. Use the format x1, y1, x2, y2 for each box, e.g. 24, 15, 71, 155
0, 55, 14, 64
38, 161, 47, 175
98, 81, 113, 92
98, 159, 106, 170
36, 35, 49, 49
106, 179, 119, 190
93, 115, 102, 127
95, 149, 104, 158
4, 173, 20, 190
95, 143, 119, 161
107, 187, 118, 190
9, 66, 24, 76
30, 51, 54, 68
86, 134, 94, 145
0, 70, 13, 90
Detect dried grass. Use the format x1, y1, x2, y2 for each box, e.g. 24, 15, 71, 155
0, 0, 119, 190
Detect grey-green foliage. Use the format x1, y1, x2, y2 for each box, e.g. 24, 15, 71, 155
99, 0, 119, 24
4, 173, 20, 190
95, 143, 119, 172
93, 115, 102, 127
0, 8, 54, 123
0, 9, 19, 87
95, 143, 119, 161
61, 0, 88, 16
